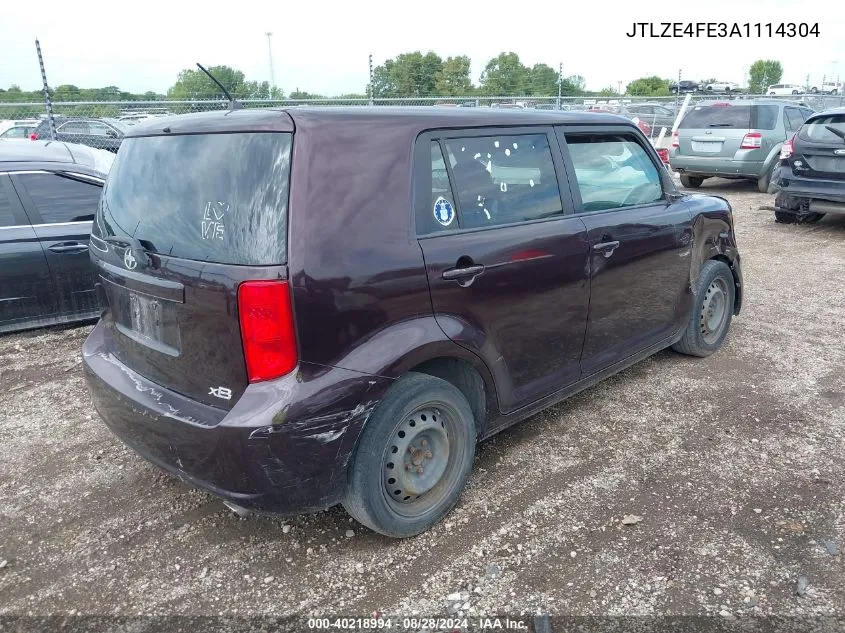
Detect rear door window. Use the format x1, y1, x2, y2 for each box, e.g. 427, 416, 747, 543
565, 134, 663, 212
16, 173, 101, 223
680, 105, 778, 130
443, 133, 563, 228
0, 180, 19, 226
96, 132, 292, 265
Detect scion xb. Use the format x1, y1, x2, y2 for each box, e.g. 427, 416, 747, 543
83, 107, 743, 537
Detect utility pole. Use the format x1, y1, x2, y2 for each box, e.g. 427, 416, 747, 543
368, 53, 374, 106
35, 38, 56, 141
265, 32, 275, 95
557, 62, 562, 110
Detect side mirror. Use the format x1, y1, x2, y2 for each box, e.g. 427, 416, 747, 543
106, 130, 118, 139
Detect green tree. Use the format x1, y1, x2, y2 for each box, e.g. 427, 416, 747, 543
288, 88, 326, 100
597, 86, 617, 97
167, 66, 283, 100
748, 59, 783, 94
435, 56, 473, 96
625, 76, 671, 96
566, 75, 586, 93
371, 51, 443, 98
527, 63, 559, 96
479, 52, 529, 95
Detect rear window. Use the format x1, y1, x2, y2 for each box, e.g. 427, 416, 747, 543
95, 132, 291, 265
679, 105, 778, 130
799, 113, 845, 144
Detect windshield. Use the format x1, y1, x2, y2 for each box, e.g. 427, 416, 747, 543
103, 118, 131, 133
94, 132, 292, 265
799, 114, 845, 143
679, 105, 778, 130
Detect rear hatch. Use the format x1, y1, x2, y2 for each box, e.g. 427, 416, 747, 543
90, 128, 293, 410
677, 103, 780, 158
792, 112, 845, 180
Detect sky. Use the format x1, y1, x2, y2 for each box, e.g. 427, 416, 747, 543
1, 0, 842, 96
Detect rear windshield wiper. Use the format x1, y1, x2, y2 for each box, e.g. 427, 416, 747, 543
824, 125, 845, 142
102, 235, 151, 267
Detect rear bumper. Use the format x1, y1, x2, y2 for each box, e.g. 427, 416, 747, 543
670, 154, 764, 178
777, 168, 845, 206
82, 321, 392, 514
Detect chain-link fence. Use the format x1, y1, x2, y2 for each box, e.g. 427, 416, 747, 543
2, 93, 844, 152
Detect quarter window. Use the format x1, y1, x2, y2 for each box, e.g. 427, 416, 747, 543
784, 107, 805, 133
443, 133, 562, 229
565, 134, 663, 212
17, 173, 101, 224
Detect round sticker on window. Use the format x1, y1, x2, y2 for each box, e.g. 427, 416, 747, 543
433, 196, 455, 227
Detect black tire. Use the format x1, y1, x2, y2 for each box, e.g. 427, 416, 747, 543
774, 210, 797, 223
802, 212, 825, 224
757, 162, 777, 193
672, 260, 735, 358
343, 372, 476, 538
680, 174, 704, 189
792, 90, 800, 95
775, 191, 800, 211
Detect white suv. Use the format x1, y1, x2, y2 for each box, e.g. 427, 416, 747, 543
767, 84, 803, 96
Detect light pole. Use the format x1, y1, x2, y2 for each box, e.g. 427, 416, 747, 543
265, 32, 275, 94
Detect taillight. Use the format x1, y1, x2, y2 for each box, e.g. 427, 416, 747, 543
656, 148, 669, 164
740, 131, 762, 149
672, 131, 679, 148
238, 280, 298, 383
780, 134, 795, 160
30, 133, 38, 141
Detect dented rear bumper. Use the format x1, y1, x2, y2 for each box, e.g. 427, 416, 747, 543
82, 321, 392, 514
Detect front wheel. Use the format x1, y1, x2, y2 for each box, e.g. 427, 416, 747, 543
343, 372, 476, 538
758, 161, 778, 193
672, 260, 735, 358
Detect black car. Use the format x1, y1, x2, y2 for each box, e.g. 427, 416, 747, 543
670, 80, 700, 94
0, 139, 112, 333
774, 107, 845, 223
32, 117, 129, 153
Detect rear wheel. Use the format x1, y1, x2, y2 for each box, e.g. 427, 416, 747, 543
680, 174, 704, 188
758, 162, 778, 193
792, 90, 800, 95
774, 209, 797, 223
672, 260, 735, 358
343, 372, 476, 538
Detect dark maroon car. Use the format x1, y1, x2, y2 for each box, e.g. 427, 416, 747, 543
82, 107, 743, 537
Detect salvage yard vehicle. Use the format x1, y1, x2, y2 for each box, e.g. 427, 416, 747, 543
82, 107, 743, 538
31, 116, 130, 153
0, 140, 112, 333
773, 107, 845, 223
670, 99, 814, 192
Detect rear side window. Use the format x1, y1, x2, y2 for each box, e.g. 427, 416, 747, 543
799, 113, 845, 143
679, 105, 778, 130
565, 134, 663, 212
784, 107, 806, 133
443, 133, 562, 229
96, 133, 292, 265
17, 173, 101, 223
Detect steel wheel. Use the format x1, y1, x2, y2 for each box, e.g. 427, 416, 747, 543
381, 404, 460, 517
700, 277, 729, 345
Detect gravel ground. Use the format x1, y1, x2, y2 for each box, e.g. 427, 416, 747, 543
1, 179, 844, 626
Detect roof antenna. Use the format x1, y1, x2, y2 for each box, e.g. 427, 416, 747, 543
196, 63, 242, 110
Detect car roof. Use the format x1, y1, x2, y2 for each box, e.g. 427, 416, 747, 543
127, 106, 635, 138
0, 139, 112, 176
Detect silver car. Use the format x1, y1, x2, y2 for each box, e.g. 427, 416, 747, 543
669, 99, 814, 192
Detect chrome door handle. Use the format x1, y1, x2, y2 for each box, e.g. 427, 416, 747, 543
593, 241, 620, 258
49, 242, 90, 254
442, 264, 485, 281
